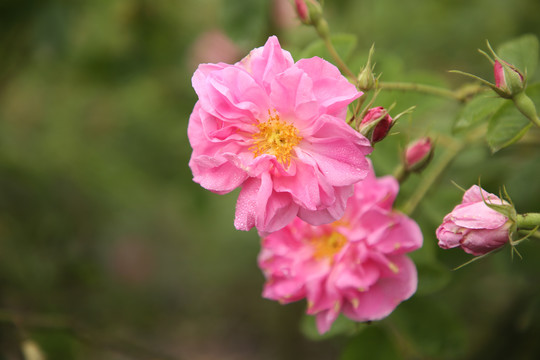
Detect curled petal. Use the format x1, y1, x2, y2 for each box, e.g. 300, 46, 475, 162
436, 185, 510, 255
241, 36, 295, 92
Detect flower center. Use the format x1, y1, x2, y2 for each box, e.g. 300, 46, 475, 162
250, 110, 302, 166
311, 231, 348, 261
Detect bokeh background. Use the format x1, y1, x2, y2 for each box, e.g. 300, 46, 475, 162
1, 0, 540, 359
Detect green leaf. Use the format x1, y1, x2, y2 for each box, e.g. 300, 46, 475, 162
497, 34, 539, 78
486, 82, 540, 152
487, 102, 531, 152
340, 326, 402, 360
453, 93, 505, 132
300, 313, 360, 340
300, 34, 357, 62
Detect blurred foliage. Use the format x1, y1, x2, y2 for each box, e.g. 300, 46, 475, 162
0, 0, 540, 359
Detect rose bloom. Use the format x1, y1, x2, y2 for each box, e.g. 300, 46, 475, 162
258, 164, 423, 334
436, 185, 511, 256
188, 36, 372, 233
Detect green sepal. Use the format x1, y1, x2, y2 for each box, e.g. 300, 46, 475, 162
358, 110, 388, 138
357, 44, 376, 91
479, 184, 517, 223
449, 70, 510, 98
484, 203, 517, 222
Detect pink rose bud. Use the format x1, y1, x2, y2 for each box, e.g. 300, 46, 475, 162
494, 60, 525, 98
493, 59, 539, 126
360, 107, 394, 143
405, 137, 433, 172
436, 185, 511, 256
294, 0, 310, 24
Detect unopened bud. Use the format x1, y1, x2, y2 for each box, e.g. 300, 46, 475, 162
305, 0, 323, 25
405, 137, 433, 172
357, 44, 376, 91
359, 107, 394, 143
294, 0, 310, 24
494, 60, 525, 98
357, 67, 375, 91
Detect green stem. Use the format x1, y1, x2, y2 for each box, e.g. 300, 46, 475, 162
401, 139, 464, 215
402, 127, 485, 215
393, 164, 409, 184
379, 81, 461, 100
323, 36, 356, 80
400, 127, 485, 215
517, 213, 540, 229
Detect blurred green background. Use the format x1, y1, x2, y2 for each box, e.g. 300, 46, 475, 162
1, 0, 540, 359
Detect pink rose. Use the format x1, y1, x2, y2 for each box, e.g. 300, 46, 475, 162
188, 36, 372, 233
436, 185, 511, 256
258, 163, 422, 334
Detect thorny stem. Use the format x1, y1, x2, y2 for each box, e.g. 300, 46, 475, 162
517, 213, 540, 229
312, 10, 488, 113
319, 32, 485, 103
379, 81, 458, 100
379, 82, 485, 101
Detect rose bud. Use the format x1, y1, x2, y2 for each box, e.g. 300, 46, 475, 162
404, 137, 433, 172
357, 44, 376, 91
359, 107, 394, 144
436, 185, 512, 256
494, 60, 525, 98
294, 0, 310, 24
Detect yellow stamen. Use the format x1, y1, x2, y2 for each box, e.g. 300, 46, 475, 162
388, 262, 399, 274
250, 110, 302, 167
311, 231, 348, 261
